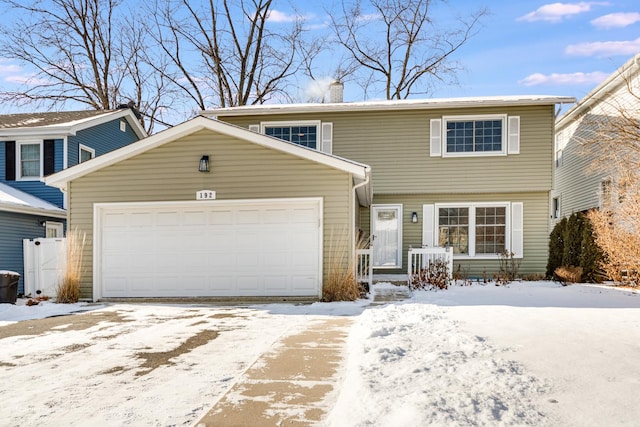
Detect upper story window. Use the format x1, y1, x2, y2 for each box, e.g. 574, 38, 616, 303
79, 144, 95, 163
430, 115, 519, 158
252, 120, 333, 154
446, 118, 504, 154
265, 124, 317, 149
18, 141, 42, 180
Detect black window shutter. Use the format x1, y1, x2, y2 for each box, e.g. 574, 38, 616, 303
5, 141, 15, 181
43, 140, 55, 176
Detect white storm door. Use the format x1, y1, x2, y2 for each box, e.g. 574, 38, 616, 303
371, 205, 402, 268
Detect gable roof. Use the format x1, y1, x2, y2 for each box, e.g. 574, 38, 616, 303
204, 95, 576, 117
0, 182, 66, 218
44, 116, 372, 202
0, 109, 146, 139
556, 53, 640, 129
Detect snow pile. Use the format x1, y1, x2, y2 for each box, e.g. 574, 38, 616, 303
328, 301, 546, 426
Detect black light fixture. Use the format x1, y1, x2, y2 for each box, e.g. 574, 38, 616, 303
199, 155, 210, 173
412, 212, 419, 223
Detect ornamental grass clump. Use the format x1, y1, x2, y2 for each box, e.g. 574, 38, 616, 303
322, 230, 362, 302
56, 229, 86, 303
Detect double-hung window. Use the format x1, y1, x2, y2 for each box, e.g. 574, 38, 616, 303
18, 141, 42, 180
444, 115, 506, 156
265, 125, 317, 149
430, 114, 519, 157
262, 121, 320, 149
436, 203, 509, 257
252, 120, 333, 154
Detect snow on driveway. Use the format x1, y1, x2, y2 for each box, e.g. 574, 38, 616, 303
1, 281, 640, 426
328, 281, 640, 426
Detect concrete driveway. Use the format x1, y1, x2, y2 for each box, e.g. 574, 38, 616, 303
0, 302, 359, 426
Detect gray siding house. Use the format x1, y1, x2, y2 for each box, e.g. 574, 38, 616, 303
553, 53, 640, 224
0, 109, 146, 293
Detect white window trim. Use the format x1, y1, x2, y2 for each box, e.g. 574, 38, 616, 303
79, 144, 95, 163
442, 114, 507, 158
16, 140, 43, 181
435, 202, 511, 259
45, 221, 64, 238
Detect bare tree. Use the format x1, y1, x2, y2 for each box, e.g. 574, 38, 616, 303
582, 77, 640, 286
0, 0, 168, 132
329, 0, 487, 100
149, 0, 308, 109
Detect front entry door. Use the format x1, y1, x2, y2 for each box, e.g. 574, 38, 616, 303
371, 205, 402, 268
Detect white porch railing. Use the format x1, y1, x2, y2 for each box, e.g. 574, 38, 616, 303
355, 248, 373, 288
408, 246, 454, 283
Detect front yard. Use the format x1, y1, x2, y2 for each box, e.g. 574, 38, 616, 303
1, 281, 639, 426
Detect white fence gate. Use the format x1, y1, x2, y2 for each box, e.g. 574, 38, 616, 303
23, 238, 66, 298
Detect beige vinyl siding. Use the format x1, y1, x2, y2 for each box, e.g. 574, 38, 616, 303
360, 192, 550, 277
68, 129, 353, 299
222, 105, 554, 194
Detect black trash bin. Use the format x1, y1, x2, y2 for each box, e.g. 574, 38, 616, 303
0, 271, 20, 304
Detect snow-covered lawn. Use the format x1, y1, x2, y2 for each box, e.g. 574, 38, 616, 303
1, 281, 639, 426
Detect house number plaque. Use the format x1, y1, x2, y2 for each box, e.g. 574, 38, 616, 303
196, 190, 216, 200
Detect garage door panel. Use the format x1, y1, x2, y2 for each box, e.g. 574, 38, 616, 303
209, 210, 233, 225
99, 200, 321, 298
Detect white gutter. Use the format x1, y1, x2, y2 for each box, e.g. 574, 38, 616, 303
351, 167, 372, 256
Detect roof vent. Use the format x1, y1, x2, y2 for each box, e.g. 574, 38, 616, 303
329, 80, 344, 103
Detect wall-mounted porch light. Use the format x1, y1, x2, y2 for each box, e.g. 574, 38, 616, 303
411, 212, 418, 223
199, 155, 210, 173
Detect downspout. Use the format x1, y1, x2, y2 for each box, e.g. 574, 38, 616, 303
351, 166, 372, 255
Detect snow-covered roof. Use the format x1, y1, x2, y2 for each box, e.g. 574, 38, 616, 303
0, 109, 146, 139
204, 95, 576, 117
0, 183, 66, 218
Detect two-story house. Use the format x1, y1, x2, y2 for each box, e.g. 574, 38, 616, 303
553, 53, 640, 223
208, 95, 574, 279
0, 109, 146, 293
45, 95, 573, 301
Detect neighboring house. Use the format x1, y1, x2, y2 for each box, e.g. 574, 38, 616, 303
553, 53, 640, 223
0, 109, 146, 293
207, 95, 573, 280
45, 94, 573, 301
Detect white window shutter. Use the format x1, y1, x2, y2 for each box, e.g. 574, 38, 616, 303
430, 119, 442, 157
321, 122, 333, 154
511, 202, 523, 258
508, 116, 520, 154
422, 204, 435, 246
249, 124, 260, 133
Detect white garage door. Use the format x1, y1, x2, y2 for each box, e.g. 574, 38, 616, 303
95, 199, 322, 298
